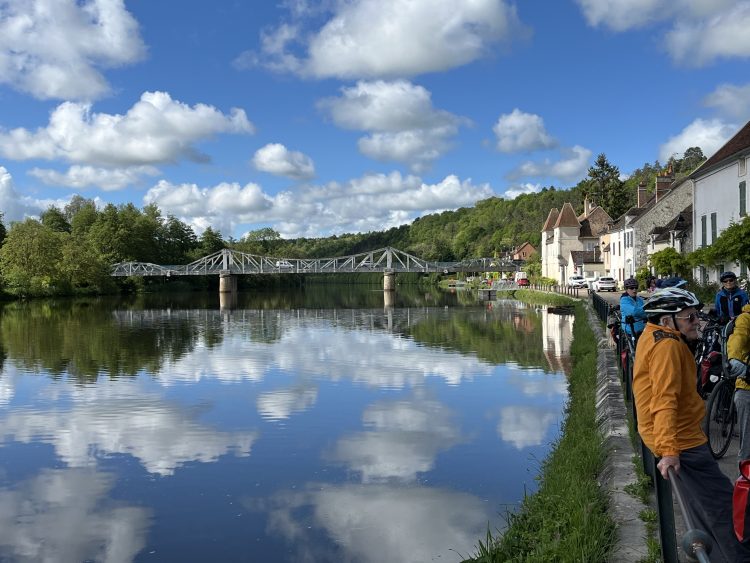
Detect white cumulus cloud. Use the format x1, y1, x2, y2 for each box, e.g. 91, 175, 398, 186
0, 91, 254, 167
503, 182, 544, 199
29, 165, 159, 191
704, 82, 750, 120
574, 0, 748, 66
252, 143, 315, 180
0, 0, 147, 100
0, 166, 62, 222
243, 0, 527, 79
659, 118, 737, 162
507, 145, 592, 184
319, 81, 464, 171
493, 109, 556, 153
144, 171, 494, 243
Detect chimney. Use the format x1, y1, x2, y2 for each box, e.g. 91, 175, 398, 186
637, 181, 648, 208
655, 175, 671, 202
655, 165, 675, 202
583, 196, 590, 217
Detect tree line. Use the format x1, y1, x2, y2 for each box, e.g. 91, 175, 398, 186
0, 147, 712, 298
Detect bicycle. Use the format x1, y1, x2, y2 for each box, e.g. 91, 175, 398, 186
694, 311, 723, 399
701, 314, 737, 459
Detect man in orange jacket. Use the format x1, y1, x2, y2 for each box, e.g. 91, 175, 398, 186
633, 288, 750, 561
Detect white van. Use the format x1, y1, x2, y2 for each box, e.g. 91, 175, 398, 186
514, 271, 528, 282
275, 260, 294, 270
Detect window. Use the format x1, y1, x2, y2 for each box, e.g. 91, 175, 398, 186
701, 215, 707, 247
741, 158, 747, 177
711, 212, 717, 243
741, 181, 747, 217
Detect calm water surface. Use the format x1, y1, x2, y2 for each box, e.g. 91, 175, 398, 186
0, 286, 572, 562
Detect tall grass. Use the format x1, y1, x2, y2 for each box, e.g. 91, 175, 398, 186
465, 302, 616, 562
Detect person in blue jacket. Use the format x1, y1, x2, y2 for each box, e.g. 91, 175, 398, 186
715, 271, 749, 322
620, 277, 646, 339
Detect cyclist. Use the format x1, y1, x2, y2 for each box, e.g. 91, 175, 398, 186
715, 271, 749, 323
731, 303, 750, 461
620, 278, 645, 341
633, 288, 749, 560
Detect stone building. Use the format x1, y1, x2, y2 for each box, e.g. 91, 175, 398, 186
541, 199, 611, 285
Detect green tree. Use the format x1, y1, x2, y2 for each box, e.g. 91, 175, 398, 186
65, 196, 99, 236
525, 251, 542, 279
585, 153, 631, 219
0, 212, 6, 247
41, 206, 71, 233
704, 216, 750, 266
649, 247, 690, 277
193, 227, 225, 259
677, 147, 705, 175
0, 219, 65, 295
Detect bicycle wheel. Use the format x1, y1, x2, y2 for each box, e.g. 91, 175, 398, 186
704, 378, 736, 459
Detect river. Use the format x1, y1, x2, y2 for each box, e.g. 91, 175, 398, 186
0, 286, 572, 562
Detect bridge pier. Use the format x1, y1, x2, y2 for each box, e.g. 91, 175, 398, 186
383, 290, 395, 309
383, 271, 395, 291
219, 271, 237, 294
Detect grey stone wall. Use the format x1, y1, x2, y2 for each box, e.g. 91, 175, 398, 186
633, 180, 693, 270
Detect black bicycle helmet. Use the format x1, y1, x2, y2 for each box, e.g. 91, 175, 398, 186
660, 276, 687, 288
643, 288, 703, 317
624, 278, 638, 290
720, 271, 737, 282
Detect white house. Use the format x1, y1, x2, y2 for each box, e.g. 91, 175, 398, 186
541, 199, 611, 285
690, 120, 750, 282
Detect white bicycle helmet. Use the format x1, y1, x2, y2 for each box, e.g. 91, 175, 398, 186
643, 288, 702, 316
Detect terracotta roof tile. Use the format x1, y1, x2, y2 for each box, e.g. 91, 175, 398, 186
553, 202, 580, 228
541, 208, 559, 231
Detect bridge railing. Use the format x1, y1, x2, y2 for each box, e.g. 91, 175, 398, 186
112, 247, 521, 277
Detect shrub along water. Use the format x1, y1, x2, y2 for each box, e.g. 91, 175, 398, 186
465, 297, 615, 562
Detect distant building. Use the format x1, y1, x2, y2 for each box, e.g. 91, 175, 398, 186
604, 169, 692, 282
541, 198, 611, 285
690, 119, 750, 282
512, 242, 536, 261
646, 205, 692, 262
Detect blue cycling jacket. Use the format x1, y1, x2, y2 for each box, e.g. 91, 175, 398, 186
620, 292, 646, 335
715, 287, 749, 320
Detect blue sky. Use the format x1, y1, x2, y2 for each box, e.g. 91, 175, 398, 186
0, 0, 749, 240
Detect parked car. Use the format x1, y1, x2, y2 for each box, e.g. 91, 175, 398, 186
517, 277, 530, 287
592, 276, 617, 292
567, 275, 587, 289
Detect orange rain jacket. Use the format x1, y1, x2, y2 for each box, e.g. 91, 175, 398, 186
633, 322, 707, 457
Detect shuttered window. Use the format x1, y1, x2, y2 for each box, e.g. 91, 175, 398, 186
741, 181, 747, 217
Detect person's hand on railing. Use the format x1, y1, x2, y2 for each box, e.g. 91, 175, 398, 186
657, 455, 680, 479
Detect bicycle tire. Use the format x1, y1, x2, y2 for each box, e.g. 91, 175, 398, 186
704, 378, 736, 459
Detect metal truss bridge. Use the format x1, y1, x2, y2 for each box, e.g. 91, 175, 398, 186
111, 247, 515, 277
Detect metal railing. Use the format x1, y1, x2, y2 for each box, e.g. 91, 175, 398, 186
590, 292, 713, 562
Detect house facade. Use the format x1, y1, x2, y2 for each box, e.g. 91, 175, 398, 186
690, 120, 750, 282
540, 199, 611, 285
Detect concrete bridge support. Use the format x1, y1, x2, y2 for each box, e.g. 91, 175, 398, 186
383, 290, 395, 309
383, 271, 395, 291
219, 271, 237, 294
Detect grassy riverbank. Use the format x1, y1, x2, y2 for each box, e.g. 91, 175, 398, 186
465, 294, 615, 562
